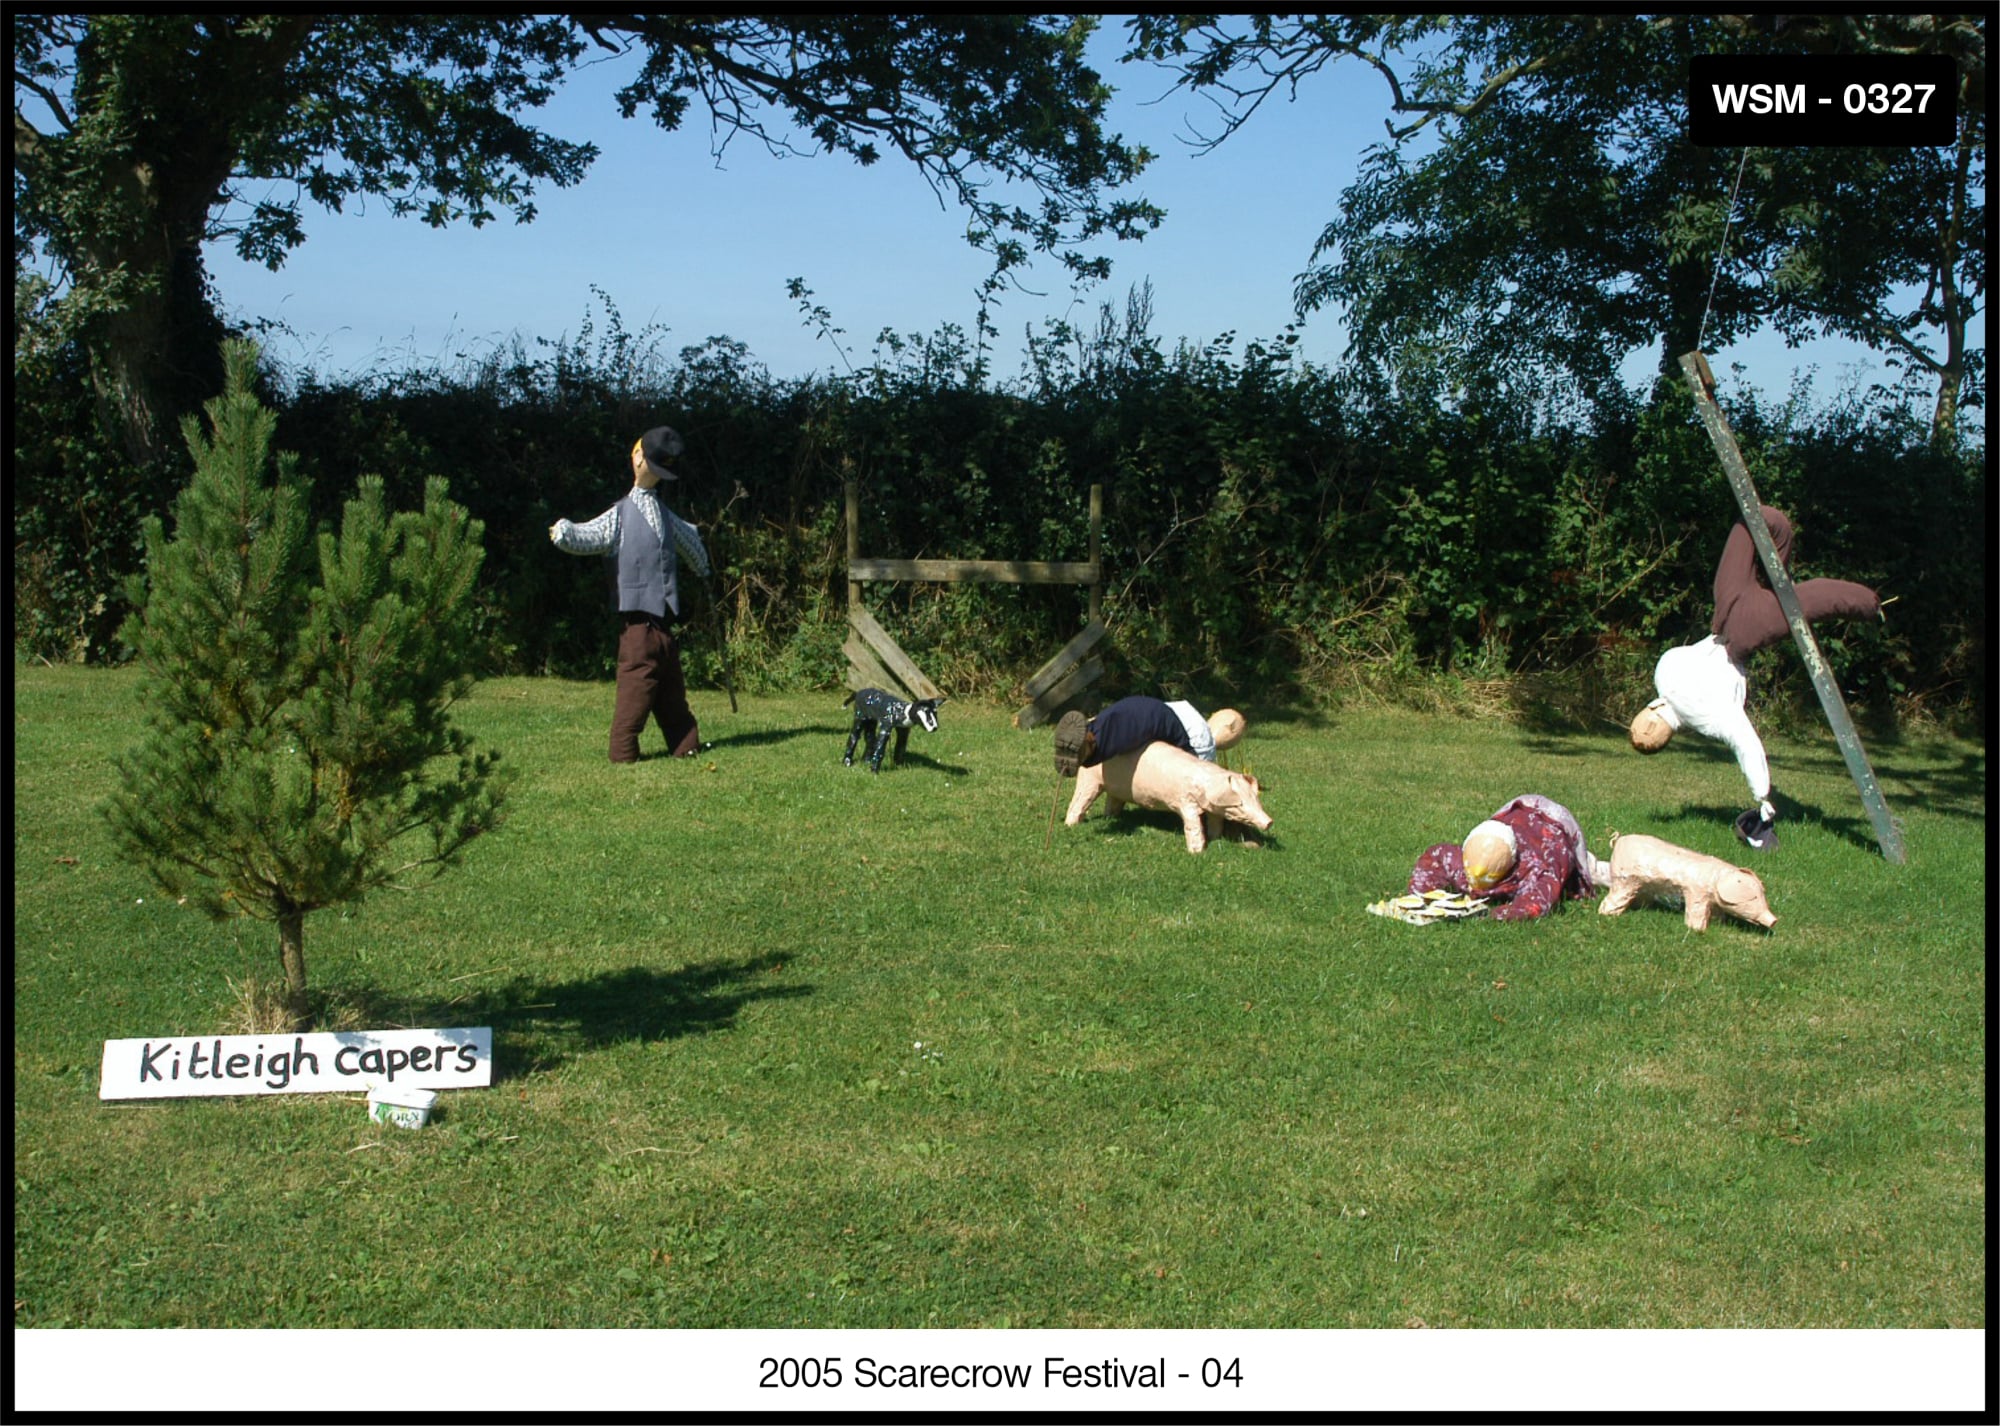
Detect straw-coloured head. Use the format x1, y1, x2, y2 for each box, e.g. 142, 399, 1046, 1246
1461, 819, 1518, 891
1630, 703, 1675, 753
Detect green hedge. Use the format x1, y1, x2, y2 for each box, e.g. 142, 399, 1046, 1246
13, 305, 1985, 733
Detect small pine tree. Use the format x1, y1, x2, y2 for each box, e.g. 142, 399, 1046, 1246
103, 342, 506, 1031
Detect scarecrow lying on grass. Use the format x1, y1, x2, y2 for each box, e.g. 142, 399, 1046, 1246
1404, 794, 1608, 923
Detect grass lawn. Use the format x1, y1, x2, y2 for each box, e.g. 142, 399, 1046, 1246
12, 664, 1986, 1330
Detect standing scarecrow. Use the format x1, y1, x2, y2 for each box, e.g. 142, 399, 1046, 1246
1629, 505, 1881, 849
550, 426, 712, 763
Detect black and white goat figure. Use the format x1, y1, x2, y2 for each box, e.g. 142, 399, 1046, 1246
842, 687, 945, 773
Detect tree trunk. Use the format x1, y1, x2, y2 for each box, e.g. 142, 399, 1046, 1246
1931, 365, 1962, 453
82, 244, 229, 471
45, 15, 309, 469
1659, 240, 1718, 379
88, 292, 174, 470
1928, 112, 1976, 453
277, 906, 311, 1033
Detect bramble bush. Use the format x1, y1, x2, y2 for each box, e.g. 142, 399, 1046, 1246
14, 289, 1985, 733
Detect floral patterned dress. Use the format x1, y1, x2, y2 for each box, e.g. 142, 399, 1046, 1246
1408, 795, 1599, 922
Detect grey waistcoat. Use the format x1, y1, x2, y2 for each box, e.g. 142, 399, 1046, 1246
612, 492, 679, 619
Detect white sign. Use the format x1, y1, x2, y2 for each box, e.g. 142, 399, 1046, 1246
99, 1027, 492, 1100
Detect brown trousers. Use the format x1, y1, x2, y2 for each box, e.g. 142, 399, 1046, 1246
610, 614, 700, 762
1711, 505, 1879, 661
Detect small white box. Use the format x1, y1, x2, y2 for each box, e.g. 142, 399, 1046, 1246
367, 1085, 438, 1129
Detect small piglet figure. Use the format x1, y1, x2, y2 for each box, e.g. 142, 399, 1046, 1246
1598, 833, 1776, 931
1065, 741, 1271, 853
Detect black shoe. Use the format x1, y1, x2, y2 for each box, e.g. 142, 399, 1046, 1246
1053, 710, 1090, 778
1734, 807, 1779, 851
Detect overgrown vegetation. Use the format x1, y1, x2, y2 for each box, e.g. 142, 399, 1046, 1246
15, 15, 1982, 738
14, 291, 1986, 736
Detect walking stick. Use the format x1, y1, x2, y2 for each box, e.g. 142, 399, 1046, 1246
707, 481, 748, 714
710, 586, 738, 713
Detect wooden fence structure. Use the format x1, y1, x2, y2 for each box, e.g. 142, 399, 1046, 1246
844, 480, 1107, 728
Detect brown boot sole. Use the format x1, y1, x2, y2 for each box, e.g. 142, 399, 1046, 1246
1053, 710, 1089, 777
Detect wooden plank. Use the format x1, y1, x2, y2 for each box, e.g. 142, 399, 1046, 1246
1088, 483, 1102, 625
849, 557, 1099, 586
842, 633, 906, 699
1020, 617, 1108, 703
1680, 351, 1906, 864
848, 605, 942, 701
845, 478, 860, 612
1013, 657, 1103, 729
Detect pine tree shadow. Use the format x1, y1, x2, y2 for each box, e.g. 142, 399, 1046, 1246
319, 953, 810, 1079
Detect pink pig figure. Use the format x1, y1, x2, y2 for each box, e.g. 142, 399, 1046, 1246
1064, 741, 1271, 853
1597, 833, 1777, 931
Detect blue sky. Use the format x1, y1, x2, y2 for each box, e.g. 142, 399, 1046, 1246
207, 25, 1918, 405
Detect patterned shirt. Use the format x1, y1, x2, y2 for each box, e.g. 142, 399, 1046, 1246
1653, 636, 1770, 802
1166, 700, 1218, 761
1408, 797, 1598, 922
550, 485, 710, 578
